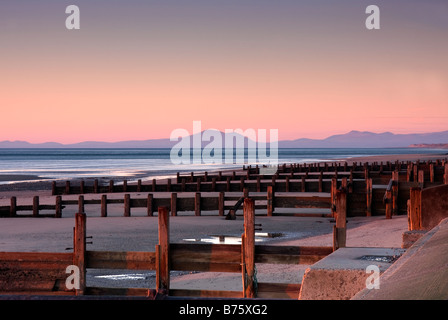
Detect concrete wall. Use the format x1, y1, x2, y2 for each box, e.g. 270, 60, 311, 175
353, 218, 448, 300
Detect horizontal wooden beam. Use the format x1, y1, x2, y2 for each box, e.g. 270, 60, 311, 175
85, 287, 150, 296
256, 282, 300, 299
169, 289, 243, 298
86, 251, 156, 270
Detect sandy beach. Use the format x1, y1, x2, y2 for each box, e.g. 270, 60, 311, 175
1, 152, 435, 294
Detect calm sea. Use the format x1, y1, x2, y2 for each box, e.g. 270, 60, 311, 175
0, 148, 445, 184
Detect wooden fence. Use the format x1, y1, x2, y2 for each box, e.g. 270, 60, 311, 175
2, 160, 446, 220
0, 191, 347, 298
50, 159, 448, 195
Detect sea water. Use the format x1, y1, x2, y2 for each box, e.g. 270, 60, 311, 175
0, 148, 444, 184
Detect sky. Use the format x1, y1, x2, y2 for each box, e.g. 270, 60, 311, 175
1, 0, 447, 143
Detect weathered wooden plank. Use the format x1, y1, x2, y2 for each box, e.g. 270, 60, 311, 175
256, 282, 300, 299
85, 287, 149, 296
169, 289, 243, 298
86, 251, 156, 270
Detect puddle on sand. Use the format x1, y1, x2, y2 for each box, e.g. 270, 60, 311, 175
358, 255, 401, 264
183, 232, 285, 245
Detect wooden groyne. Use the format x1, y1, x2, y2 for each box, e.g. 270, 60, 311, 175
2, 160, 447, 219
0, 195, 347, 298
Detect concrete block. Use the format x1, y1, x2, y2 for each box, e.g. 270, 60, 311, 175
298, 247, 405, 300
353, 218, 448, 300
402, 230, 426, 249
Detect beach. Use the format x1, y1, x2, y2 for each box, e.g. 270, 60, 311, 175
1, 152, 441, 294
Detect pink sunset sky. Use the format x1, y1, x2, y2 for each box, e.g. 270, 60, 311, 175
1, 1, 447, 144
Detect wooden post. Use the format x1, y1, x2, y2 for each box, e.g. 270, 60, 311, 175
123, 180, 127, 193
181, 178, 186, 192
408, 187, 422, 230
137, 179, 142, 192
301, 176, 306, 192
74, 212, 86, 295
176, 172, 180, 184
65, 181, 70, 195
318, 172, 323, 193
267, 185, 274, 216
80, 180, 85, 194
101, 194, 107, 217
445, 163, 448, 184
385, 189, 392, 219
156, 207, 169, 293
366, 178, 372, 217
243, 187, 249, 199
430, 164, 434, 183
285, 176, 290, 192
197, 178, 201, 192
407, 164, 412, 182
212, 177, 216, 192
226, 176, 231, 192
55, 195, 62, 218
10, 196, 17, 217
124, 194, 131, 217
331, 178, 337, 218
256, 176, 261, 192
413, 164, 418, 182
242, 198, 256, 298
240, 177, 245, 192
195, 192, 201, 216
78, 195, 84, 214
109, 180, 114, 193
152, 179, 156, 192
333, 188, 347, 249
392, 171, 399, 216
51, 181, 56, 195
218, 192, 225, 216
171, 193, 177, 216
33, 196, 39, 217
94, 179, 99, 193
167, 179, 171, 192
418, 170, 425, 188
147, 194, 153, 217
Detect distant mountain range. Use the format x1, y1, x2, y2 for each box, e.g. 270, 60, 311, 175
1, 130, 448, 149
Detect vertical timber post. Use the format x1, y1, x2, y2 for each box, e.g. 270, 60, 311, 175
392, 171, 399, 216
267, 185, 274, 216
10, 196, 17, 217
54, 196, 61, 217
409, 187, 422, 231
74, 212, 86, 295
195, 192, 201, 216
242, 198, 256, 298
101, 194, 107, 217
218, 192, 225, 216
445, 163, 448, 184
171, 193, 177, 216
333, 185, 347, 250
156, 207, 169, 294
78, 195, 84, 214
124, 194, 131, 217
33, 196, 39, 217
366, 178, 372, 217
147, 194, 153, 217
